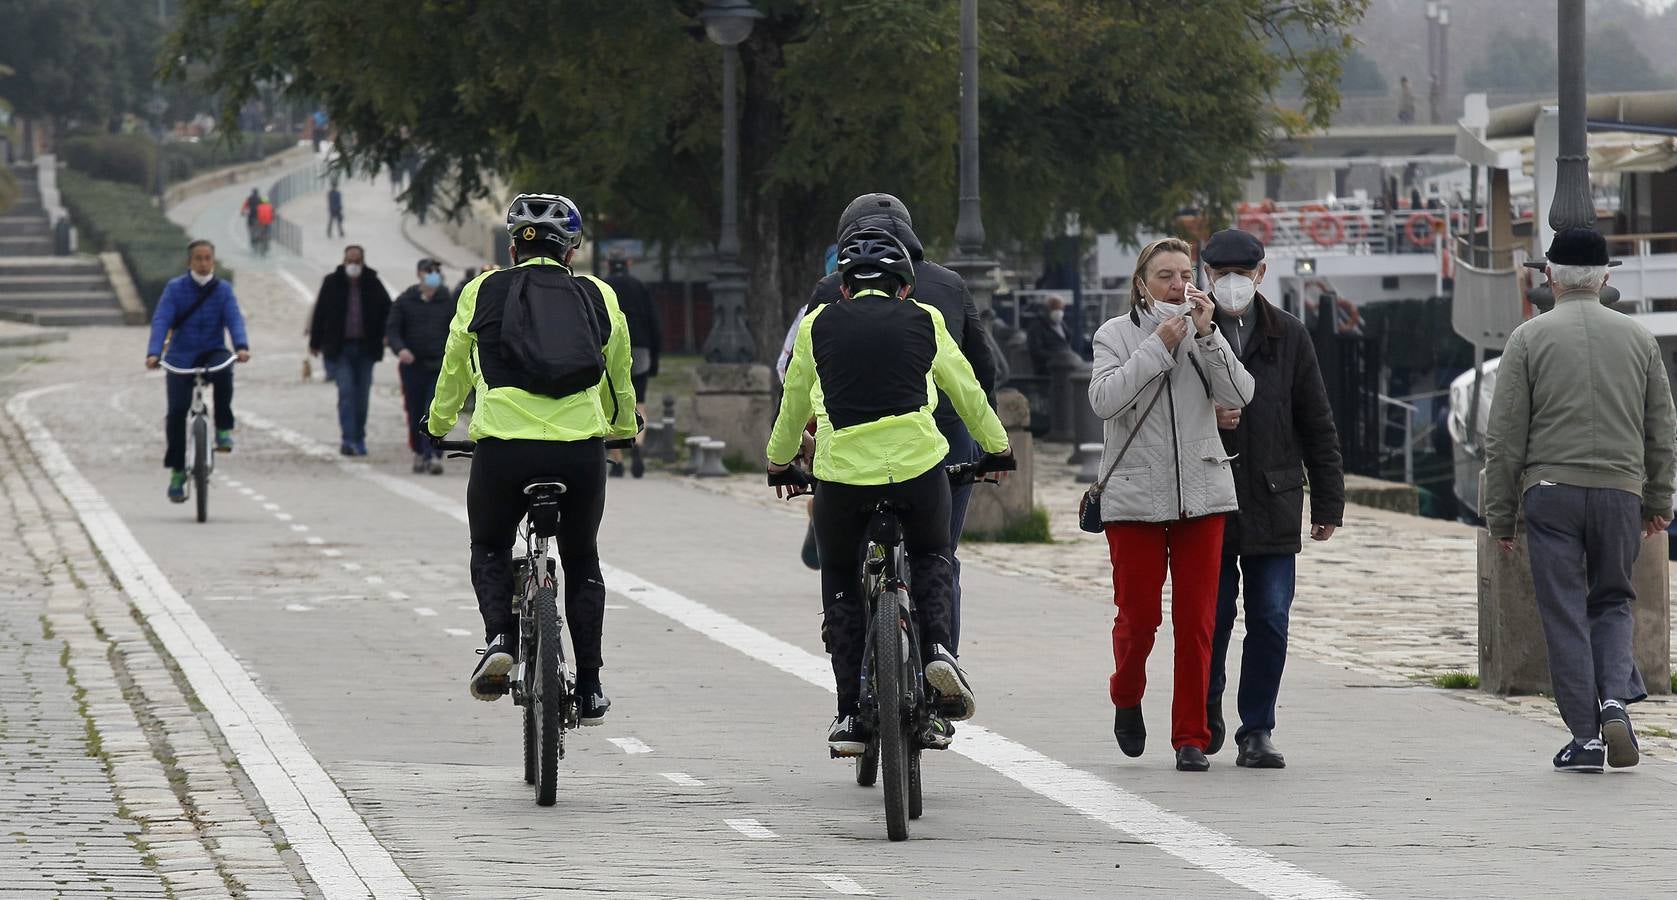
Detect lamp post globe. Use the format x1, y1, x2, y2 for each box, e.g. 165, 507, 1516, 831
699, 0, 763, 47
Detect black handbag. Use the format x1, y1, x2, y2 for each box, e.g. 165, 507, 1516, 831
1079, 380, 1166, 534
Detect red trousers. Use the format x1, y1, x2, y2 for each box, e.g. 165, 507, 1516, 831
1105, 515, 1225, 751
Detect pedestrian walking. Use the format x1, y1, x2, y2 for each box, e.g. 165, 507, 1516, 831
1397, 76, 1416, 125
387, 257, 455, 474
1198, 229, 1344, 770
308, 245, 392, 456
603, 254, 661, 478
1484, 227, 1676, 774
1088, 237, 1253, 772
326, 183, 345, 237
1026, 295, 1084, 375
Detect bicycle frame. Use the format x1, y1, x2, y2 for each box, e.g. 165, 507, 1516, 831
858, 508, 924, 740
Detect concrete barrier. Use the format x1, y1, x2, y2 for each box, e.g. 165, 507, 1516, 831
962, 389, 1034, 539
163, 144, 313, 208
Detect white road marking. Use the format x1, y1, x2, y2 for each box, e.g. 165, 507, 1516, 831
253, 494, 267, 502
388, 591, 411, 601
305, 536, 325, 545
412, 607, 437, 617
659, 772, 705, 787
365, 575, 385, 585
226, 479, 242, 488
239, 487, 255, 496
275, 513, 294, 521
340, 561, 362, 572
456, 605, 476, 612
263, 503, 280, 511
604, 603, 628, 610
10, 387, 421, 899
608, 737, 653, 755
322, 548, 343, 558
238, 408, 1366, 900
277, 268, 316, 306
284, 604, 314, 613
806, 874, 872, 896
443, 628, 472, 637
291, 524, 310, 533
723, 819, 777, 839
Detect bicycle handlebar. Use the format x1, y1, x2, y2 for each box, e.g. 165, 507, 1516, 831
946, 452, 1017, 487
158, 355, 239, 376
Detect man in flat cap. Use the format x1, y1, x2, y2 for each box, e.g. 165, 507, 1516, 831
1485, 227, 1675, 773
1202, 228, 1343, 769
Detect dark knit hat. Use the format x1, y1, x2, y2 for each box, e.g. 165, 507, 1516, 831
1542, 227, 1621, 267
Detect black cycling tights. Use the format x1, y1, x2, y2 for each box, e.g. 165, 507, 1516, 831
466, 437, 607, 682
812, 465, 954, 717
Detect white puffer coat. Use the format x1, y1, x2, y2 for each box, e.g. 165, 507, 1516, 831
1088, 307, 1254, 523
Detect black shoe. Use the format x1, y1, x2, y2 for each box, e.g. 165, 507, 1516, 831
829, 714, 868, 757
1236, 731, 1286, 769
411, 453, 426, 474
1601, 700, 1640, 768
1553, 738, 1605, 773
608, 458, 625, 478
1114, 705, 1145, 758
577, 685, 611, 725
1207, 700, 1226, 755
921, 715, 954, 750
427, 457, 445, 476
924, 644, 976, 720
1176, 746, 1210, 772
630, 447, 645, 479
468, 635, 515, 701
340, 443, 356, 456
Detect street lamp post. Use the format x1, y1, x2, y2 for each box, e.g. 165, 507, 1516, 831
147, 94, 168, 212
947, 0, 1002, 326
1549, 0, 1592, 232
698, 0, 763, 364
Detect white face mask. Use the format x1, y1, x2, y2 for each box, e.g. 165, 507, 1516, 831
190, 270, 214, 286
344, 263, 363, 278
1140, 281, 1189, 318
1047, 309, 1064, 325
1213, 273, 1256, 315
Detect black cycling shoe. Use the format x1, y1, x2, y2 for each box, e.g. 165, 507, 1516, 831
630, 446, 645, 479
1114, 705, 1146, 758
607, 458, 625, 478
1207, 700, 1226, 755
1176, 746, 1210, 772
468, 634, 515, 701
829, 714, 868, 757
577, 685, 611, 725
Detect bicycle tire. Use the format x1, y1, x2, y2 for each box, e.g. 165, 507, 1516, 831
905, 625, 924, 820
855, 738, 878, 787
191, 416, 209, 523
513, 562, 537, 785
909, 748, 923, 820
532, 585, 563, 806
874, 587, 910, 841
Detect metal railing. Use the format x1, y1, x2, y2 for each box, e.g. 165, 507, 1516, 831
1234, 200, 1463, 257
269, 162, 329, 256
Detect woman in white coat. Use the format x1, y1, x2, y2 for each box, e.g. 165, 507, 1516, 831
1087, 237, 1254, 772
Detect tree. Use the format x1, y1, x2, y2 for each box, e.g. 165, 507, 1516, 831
170, 0, 1367, 363
0, 0, 164, 136
1467, 24, 1674, 94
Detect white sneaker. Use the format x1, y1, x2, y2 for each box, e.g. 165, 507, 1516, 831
924, 644, 976, 721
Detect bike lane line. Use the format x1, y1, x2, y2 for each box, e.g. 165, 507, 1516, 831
9, 384, 422, 900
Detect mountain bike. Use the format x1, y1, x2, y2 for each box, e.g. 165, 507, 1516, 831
436, 435, 636, 807
770, 452, 1015, 841
159, 352, 238, 523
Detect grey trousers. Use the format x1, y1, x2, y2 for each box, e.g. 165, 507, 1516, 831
1523, 483, 1649, 741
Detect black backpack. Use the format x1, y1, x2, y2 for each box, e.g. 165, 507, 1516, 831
499, 268, 608, 399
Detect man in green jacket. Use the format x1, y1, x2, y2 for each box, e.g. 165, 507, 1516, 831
1484, 227, 1676, 774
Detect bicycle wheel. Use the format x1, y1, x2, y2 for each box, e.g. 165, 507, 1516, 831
874, 587, 910, 841
514, 563, 536, 785
909, 749, 923, 820
855, 737, 878, 787
531, 585, 563, 806
191, 416, 209, 523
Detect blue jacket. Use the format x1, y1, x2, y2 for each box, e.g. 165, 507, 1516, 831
147, 275, 250, 367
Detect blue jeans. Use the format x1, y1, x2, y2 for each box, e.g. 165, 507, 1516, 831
398, 362, 439, 457
332, 343, 376, 446
941, 426, 979, 654
1208, 553, 1296, 743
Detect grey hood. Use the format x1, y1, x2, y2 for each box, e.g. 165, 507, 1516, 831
836, 193, 926, 262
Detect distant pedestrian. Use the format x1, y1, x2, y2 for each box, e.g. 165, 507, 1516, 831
326, 183, 345, 238
387, 258, 455, 474
1026, 295, 1083, 374
1200, 229, 1343, 770
241, 188, 262, 229
1089, 237, 1253, 773
1484, 227, 1676, 774
1397, 76, 1416, 124
603, 254, 661, 478
308, 245, 392, 456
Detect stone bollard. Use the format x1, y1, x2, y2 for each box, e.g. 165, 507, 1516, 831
685, 436, 710, 476
1074, 442, 1103, 483
961, 389, 1035, 539
697, 440, 729, 478
1065, 365, 1103, 464
1046, 349, 1091, 444
658, 395, 680, 463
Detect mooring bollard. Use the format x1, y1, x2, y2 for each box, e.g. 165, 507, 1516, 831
686, 436, 710, 476
1075, 442, 1103, 483
697, 440, 729, 478
659, 395, 680, 463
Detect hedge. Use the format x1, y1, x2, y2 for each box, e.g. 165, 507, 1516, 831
58, 170, 231, 313
59, 131, 297, 191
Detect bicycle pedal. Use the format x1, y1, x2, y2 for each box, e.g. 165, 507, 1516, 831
829, 748, 864, 759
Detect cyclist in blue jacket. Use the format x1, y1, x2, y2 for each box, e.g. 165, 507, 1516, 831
145, 240, 250, 502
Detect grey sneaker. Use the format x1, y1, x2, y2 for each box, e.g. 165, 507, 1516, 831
924, 644, 976, 721
1601, 700, 1640, 768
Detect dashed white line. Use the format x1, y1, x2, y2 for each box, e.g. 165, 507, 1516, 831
340, 561, 362, 572
365, 575, 385, 585
806, 874, 871, 896
284, 604, 314, 613
321, 548, 343, 558
608, 737, 653, 755
412, 607, 437, 617
659, 772, 705, 787
723, 819, 777, 839
442, 628, 472, 637
263, 502, 281, 511
252, 494, 267, 502
239, 487, 255, 496
456, 604, 476, 612
305, 536, 325, 545
388, 591, 411, 601
275, 513, 293, 522
291, 524, 310, 533
604, 603, 628, 610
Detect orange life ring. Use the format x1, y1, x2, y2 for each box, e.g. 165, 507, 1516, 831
1305, 213, 1344, 247
1406, 214, 1442, 248
1335, 296, 1361, 334
1237, 212, 1275, 244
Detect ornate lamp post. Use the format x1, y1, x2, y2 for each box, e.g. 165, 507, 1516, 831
697, 0, 763, 363
947, 0, 1001, 321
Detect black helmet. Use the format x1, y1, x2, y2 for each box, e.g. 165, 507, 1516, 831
838, 228, 914, 296
506, 193, 583, 252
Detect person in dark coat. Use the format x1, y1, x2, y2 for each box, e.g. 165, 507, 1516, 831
1025, 295, 1084, 374
387, 257, 456, 474
308, 244, 392, 456
806, 193, 997, 654
1201, 228, 1344, 770
604, 255, 661, 478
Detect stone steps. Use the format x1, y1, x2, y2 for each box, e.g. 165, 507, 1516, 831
0, 306, 128, 327
0, 290, 121, 310
0, 216, 50, 237
0, 275, 112, 293
0, 235, 53, 256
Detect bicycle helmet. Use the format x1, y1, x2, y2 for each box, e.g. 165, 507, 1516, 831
838, 228, 915, 297
506, 193, 584, 252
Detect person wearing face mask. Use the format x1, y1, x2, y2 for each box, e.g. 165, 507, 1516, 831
1089, 237, 1253, 772
146, 240, 251, 502
1199, 228, 1343, 770
309, 245, 393, 455
1026, 295, 1085, 375
387, 258, 457, 474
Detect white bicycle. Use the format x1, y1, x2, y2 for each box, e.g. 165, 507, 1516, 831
160, 353, 238, 523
